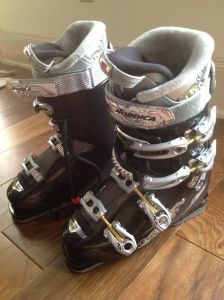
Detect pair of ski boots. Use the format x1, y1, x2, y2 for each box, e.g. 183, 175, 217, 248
7, 22, 216, 273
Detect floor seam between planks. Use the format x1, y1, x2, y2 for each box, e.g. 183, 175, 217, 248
1, 230, 44, 269
175, 233, 224, 262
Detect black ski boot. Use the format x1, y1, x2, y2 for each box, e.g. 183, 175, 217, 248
7, 21, 115, 222
63, 27, 216, 273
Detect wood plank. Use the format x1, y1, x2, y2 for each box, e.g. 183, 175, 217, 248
0, 89, 34, 130
0, 233, 41, 300
3, 216, 66, 268
0, 113, 49, 153
9, 227, 179, 300
178, 179, 224, 259
120, 236, 224, 300
0, 181, 14, 231
0, 131, 51, 185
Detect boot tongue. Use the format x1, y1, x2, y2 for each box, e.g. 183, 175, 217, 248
109, 46, 174, 89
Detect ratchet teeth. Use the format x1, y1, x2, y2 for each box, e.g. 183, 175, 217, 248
112, 149, 133, 180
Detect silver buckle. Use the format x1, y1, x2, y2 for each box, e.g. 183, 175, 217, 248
21, 154, 44, 182
142, 166, 191, 190
138, 198, 186, 249
68, 216, 87, 239
188, 106, 216, 144
7, 79, 57, 97
112, 148, 133, 181
137, 193, 172, 231
117, 106, 216, 160
49, 119, 60, 132
189, 139, 216, 172
11, 178, 24, 192
111, 167, 138, 194
48, 135, 64, 157
33, 98, 54, 116
81, 192, 137, 256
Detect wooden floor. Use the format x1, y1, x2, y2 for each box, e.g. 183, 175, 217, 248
0, 65, 224, 300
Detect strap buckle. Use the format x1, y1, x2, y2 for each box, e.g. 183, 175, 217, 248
7, 79, 58, 97
116, 106, 216, 160
136, 191, 172, 231
33, 98, 54, 116
81, 192, 137, 256
189, 139, 216, 172
48, 135, 64, 157
21, 154, 44, 182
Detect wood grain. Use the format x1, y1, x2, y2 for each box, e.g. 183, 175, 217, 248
3, 217, 66, 268
178, 180, 224, 259
10, 227, 179, 300
0, 233, 41, 300
0, 113, 49, 153
120, 236, 224, 300
0, 131, 51, 185
0, 181, 14, 231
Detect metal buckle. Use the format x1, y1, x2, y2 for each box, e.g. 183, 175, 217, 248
142, 166, 191, 190
111, 167, 138, 194
81, 192, 137, 256
117, 106, 216, 160
48, 135, 64, 157
138, 198, 186, 249
49, 119, 60, 132
187, 106, 216, 144
11, 178, 24, 192
136, 192, 172, 231
21, 154, 44, 182
33, 98, 54, 116
7, 79, 57, 97
68, 216, 87, 239
189, 139, 216, 172
112, 149, 133, 181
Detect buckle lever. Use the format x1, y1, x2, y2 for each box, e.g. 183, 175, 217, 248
81, 192, 137, 255
134, 189, 172, 231
21, 154, 44, 182
48, 135, 64, 157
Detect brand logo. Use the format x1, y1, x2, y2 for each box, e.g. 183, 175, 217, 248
115, 108, 156, 123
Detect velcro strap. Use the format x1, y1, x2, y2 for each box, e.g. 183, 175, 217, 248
7, 63, 107, 98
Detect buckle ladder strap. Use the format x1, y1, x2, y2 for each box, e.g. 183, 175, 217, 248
48, 135, 64, 157
81, 192, 137, 255
7, 63, 107, 98
21, 154, 44, 183
117, 106, 216, 160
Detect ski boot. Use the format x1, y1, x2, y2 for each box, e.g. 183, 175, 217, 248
63, 27, 216, 273
7, 20, 115, 222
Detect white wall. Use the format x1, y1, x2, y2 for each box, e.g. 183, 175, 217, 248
0, 0, 223, 114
